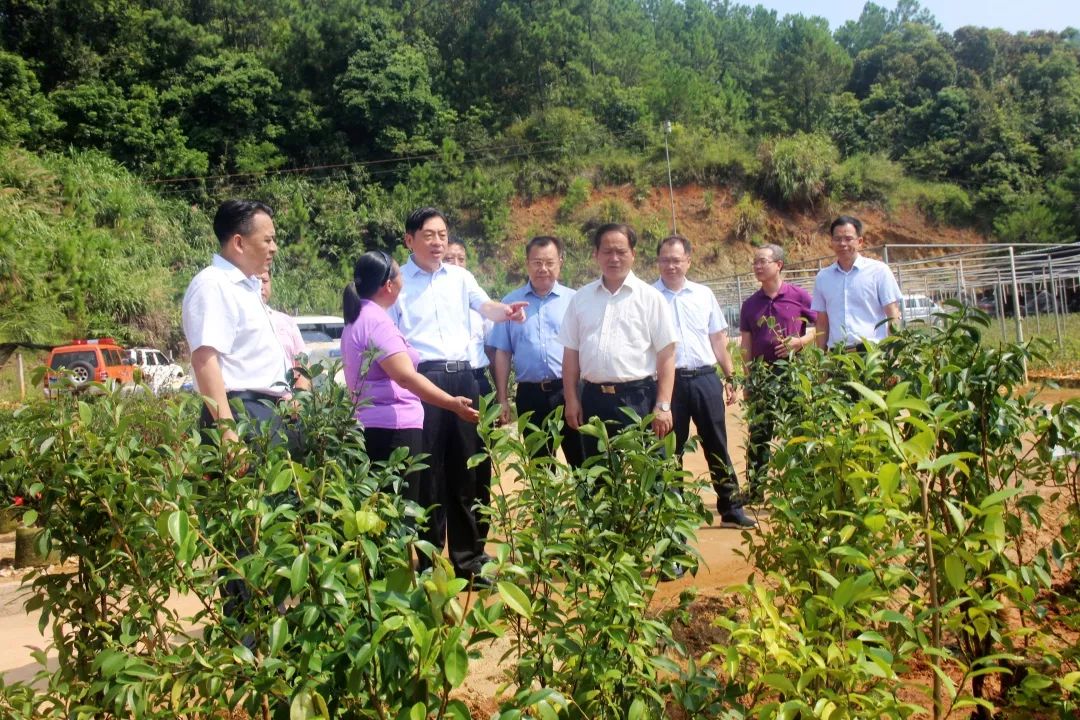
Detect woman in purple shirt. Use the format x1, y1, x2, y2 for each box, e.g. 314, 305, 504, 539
342, 251, 478, 464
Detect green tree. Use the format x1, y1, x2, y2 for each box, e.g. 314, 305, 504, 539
763, 15, 852, 133
0, 51, 60, 147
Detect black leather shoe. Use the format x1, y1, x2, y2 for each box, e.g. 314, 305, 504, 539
719, 507, 758, 529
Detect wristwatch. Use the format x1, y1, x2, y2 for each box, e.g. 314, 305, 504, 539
655, 401, 671, 412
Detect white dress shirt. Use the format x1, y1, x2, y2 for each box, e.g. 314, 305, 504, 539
467, 310, 494, 369
182, 254, 290, 394
558, 271, 677, 383
390, 257, 491, 362
811, 255, 902, 347
654, 278, 727, 369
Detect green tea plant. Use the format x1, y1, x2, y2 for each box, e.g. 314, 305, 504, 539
0, 371, 486, 719
713, 304, 1080, 718
479, 404, 712, 719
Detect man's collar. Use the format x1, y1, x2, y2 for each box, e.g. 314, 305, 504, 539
597, 270, 639, 294
212, 254, 253, 284
527, 280, 565, 297
403, 256, 447, 277
656, 277, 690, 294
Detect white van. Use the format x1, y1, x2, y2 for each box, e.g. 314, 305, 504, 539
292, 315, 346, 384
900, 294, 943, 326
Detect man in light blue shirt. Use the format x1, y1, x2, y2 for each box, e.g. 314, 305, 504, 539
390, 207, 526, 585
655, 235, 755, 529
490, 235, 583, 467
812, 215, 902, 350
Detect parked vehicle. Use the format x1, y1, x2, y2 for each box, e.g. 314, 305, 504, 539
293, 315, 346, 384
900, 294, 943, 326
45, 338, 134, 397
128, 347, 186, 394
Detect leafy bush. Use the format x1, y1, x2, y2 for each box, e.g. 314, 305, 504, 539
906, 180, 974, 225
731, 194, 767, 242
757, 132, 839, 209
558, 176, 592, 221
482, 407, 712, 718
717, 305, 1080, 718
992, 192, 1067, 243
832, 153, 903, 205
668, 127, 758, 187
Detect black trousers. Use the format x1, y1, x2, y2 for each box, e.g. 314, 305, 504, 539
580, 378, 656, 460
198, 391, 301, 637
671, 370, 740, 513
416, 366, 485, 577
363, 426, 423, 464
515, 380, 585, 468
473, 368, 494, 543
745, 362, 787, 491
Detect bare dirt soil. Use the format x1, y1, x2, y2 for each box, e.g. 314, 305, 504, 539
493, 185, 987, 285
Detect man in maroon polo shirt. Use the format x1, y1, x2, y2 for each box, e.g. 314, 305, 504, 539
739, 244, 816, 499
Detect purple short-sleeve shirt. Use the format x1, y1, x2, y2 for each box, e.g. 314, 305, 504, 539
740, 282, 817, 363
341, 300, 424, 429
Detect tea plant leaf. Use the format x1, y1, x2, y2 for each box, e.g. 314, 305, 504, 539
269, 616, 289, 656
291, 553, 310, 595
270, 468, 293, 494
943, 555, 966, 591
166, 509, 190, 545
442, 642, 468, 688
497, 581, 533, 619
290, 689, 315, 720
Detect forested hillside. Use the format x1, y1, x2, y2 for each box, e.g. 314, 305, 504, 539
2, 0, 1079, 348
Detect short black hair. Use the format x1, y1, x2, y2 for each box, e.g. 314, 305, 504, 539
657, 234, 691, 255
526, 235, 564, 259
405, 207, 448, 236
830, 215, 862, 236
213, 200, 273, 245
592, 223, 637, 250
448, 236, 466, 248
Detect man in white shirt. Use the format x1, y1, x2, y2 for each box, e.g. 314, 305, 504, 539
182, 200, 297, 452
181, 199, 298, 632
560, 223, 677, 460
390, 207, 526, 584
443, 237, 495, 542
655, 235, 755, 529
813, 215, 902, 350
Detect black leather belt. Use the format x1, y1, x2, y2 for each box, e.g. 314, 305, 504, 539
585, 378, 652, 395
676, 365, 716, 379
417, 360, 471, 373
518, 378, 563, 392
226, 390, 284, 403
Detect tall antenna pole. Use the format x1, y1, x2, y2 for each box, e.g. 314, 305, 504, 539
663, 121, 677, 234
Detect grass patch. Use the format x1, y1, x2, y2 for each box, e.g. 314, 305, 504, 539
981, 312, 1080, 374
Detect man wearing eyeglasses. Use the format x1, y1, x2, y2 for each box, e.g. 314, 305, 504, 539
740, 243, 816, 498
391, 207, 528, 587
654, 235, 755, 530
489, 235, 583, 468
812, 215, 901, 350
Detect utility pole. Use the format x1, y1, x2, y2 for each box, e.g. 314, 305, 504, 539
663, 121, 677, 234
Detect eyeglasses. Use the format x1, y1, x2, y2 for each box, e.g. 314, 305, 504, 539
658, 257, 687, 265
752, 259, 777, 266
528, 260, 560, 270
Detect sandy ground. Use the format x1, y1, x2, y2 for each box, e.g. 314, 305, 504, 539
2, 383, 1074, 699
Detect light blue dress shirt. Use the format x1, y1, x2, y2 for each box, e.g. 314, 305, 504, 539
487, 281, 575, 383
654, 278, 728, 369
390, 257, 490, 362
811, 255, 902, 347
